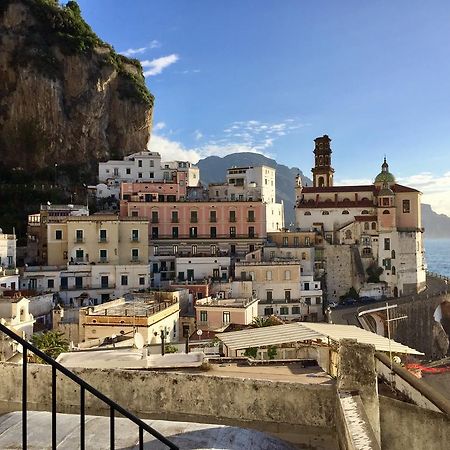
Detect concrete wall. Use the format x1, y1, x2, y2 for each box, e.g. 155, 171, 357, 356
0, 362, 337, 449
379, 396, 450, 450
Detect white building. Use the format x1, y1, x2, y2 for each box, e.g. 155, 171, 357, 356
175, 256, 231, 283
97, 151, 199, 199
0, 295, 35, 339
0, 229, 16, 269
208, 166, 284, 232
20, 263, 150, 306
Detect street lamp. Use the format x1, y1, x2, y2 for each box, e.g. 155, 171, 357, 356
155, 328, 169, 355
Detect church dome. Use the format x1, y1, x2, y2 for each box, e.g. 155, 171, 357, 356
375, 157, 396, 184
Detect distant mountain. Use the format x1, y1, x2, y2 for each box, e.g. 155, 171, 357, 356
197, 152, 312, 225
422, 204, 450, 238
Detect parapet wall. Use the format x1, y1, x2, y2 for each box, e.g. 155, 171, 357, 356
379, 396, 450, 450
0, 363, 338, 449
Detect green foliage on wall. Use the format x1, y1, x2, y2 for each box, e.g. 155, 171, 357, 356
244, 347, 258, 359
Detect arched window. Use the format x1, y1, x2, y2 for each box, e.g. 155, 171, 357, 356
343, 198, 350, 202
345, 230, 352, 239
364, 222, 370, 230
361, 210, 369, 215
322, 211, 329, 215
383, 210, 390, 215
391, 250, 396, 259
318, 176, 325, 187
342, 210, 349, 215
371, 222, 377, 230
304, 211, 311, 216
392, 266, 396, 275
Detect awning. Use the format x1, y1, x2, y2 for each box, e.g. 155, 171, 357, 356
217, 322, 423, 355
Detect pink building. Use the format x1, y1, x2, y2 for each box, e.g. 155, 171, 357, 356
120, 172, 187, 204
120, 200, 267, 240
195, 296, 259, 332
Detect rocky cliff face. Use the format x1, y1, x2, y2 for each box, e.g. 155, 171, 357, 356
0, 0, 153, 173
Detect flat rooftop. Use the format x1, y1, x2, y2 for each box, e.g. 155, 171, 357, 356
88, 299, 178, 317
176, 362, 334, 385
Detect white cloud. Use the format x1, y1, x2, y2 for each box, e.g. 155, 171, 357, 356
148, 40, 161, 49
120, 40, 161, 57
148, 135, 201, 163
120, 47, 147, 57
147, 117, 306, 169
154, 122, 166, 131
141, 54, 179, 77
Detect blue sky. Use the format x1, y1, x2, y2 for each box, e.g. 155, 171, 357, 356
77, 0, 450, 214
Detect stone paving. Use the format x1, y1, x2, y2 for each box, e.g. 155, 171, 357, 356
0, 411, 297, 449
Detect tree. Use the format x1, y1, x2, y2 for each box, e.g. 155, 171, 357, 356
367, 263, 384, 283
267, 346, 277, 360
31, 330, 69, 363
251, 316, 280, 328
244, 347, 258, 358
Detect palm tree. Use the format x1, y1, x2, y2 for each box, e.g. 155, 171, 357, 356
31, 330, 69, 362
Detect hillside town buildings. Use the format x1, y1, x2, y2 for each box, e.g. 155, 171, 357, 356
0, 136, 429, 351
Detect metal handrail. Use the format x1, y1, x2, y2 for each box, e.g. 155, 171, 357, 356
0, 322, 178, 450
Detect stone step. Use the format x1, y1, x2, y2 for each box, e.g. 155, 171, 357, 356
0, 411, 295, 449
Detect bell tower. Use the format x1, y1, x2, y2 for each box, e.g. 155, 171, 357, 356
312, 135, 334, 188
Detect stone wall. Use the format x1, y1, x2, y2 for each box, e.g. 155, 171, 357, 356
324, 245, 355, 301
0, 363, 338, 449
379, 396, 450, 450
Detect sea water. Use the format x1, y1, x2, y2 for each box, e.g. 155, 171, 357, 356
425, 239, 450, 278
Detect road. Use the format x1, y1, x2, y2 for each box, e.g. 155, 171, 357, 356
329, 274, 449, 327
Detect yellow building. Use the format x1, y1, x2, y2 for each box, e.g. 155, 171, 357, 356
47, 215, 149, 266
79, 291, 180, 344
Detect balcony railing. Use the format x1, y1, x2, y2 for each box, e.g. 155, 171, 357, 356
0, 321, 179, 450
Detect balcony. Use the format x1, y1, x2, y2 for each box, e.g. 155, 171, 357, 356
247, 217, 255, 222
209, 217, 217, 223
99, 258, 108, 264
130, 257, 141, 264
229, 217, 236, 223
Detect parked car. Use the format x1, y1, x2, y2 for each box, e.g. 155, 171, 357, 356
328, 301, 339, 309
340, 298, 358, 306
359, 296, 377, 303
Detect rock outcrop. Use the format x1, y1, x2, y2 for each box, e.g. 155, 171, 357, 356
0, 0, 153, 174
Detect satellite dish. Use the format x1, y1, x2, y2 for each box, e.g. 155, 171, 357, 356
196, 330, 203, 336
393, 356, 401, 364
16, 344, 23, 354
134, 332, 144, 349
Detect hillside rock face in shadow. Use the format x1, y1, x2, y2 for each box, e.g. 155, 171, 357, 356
0, 0, 153, 174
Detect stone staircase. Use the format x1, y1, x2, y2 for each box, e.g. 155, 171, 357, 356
0, 411, 296, 449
